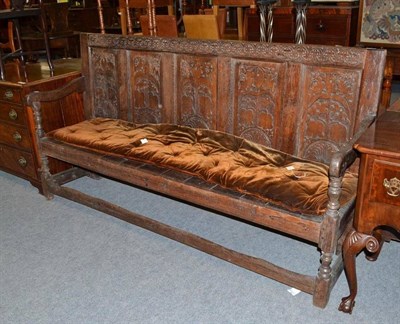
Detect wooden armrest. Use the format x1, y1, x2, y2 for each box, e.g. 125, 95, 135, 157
26, 76, 86, 138
329, 114, 377, 178
26, 76, 85, 106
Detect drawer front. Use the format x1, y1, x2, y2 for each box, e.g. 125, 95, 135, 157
0, 87, 23, 104
0, 123, 32, 150
370, 159, 400, 207
0, 145, 37, 179
0, 103, 26, 125
306, 15, 349, 39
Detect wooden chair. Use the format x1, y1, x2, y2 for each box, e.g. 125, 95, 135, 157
0, 0, 15, 54
212, 0, 256, 40
0, 0, 54, 79
183, 14, 220, 40
119, 0, 174, 36
139, 14, 178, 37
44, 2, 80, 57
202, 8, 227, 39
21, 2, 80, 58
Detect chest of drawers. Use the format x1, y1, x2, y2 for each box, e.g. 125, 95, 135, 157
0, 70, 82, 192
245, 5, 359, 46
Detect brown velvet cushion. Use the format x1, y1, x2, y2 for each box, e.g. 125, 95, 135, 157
47, 118, 358, 216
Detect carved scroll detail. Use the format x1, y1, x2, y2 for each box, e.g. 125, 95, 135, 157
339, 230, 380, 314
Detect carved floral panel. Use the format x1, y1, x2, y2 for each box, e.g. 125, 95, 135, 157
232, 60, 283, 147
177, 55, 217, 129
299, 67, 362, 163
91, 49, 119, 118
131, 53, 162, 124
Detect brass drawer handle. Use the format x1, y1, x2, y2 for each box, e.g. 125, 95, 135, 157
4, 89, 14, 100
13, 131, 22, 142
8, 109, 18, 120
383, 177, 400, 197
18, 156, 27, 168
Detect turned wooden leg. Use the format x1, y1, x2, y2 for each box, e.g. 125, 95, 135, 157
338, 229, 380, 314
380, 56, 393, 114
39, 156, 54, 200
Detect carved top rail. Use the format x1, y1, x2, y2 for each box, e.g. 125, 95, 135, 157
84, 33, 371, 68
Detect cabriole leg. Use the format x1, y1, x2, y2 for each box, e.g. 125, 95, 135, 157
338, 229, 380, 314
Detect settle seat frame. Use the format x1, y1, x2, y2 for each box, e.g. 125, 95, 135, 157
28, 33, 386, 308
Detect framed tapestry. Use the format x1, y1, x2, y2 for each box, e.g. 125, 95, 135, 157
357, 0, 400, 48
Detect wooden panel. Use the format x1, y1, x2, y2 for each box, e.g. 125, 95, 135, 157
230, 59, 286, 148
129, 52, 164, 123
88, 48, 120, 119
297, 66, 362, 163
176, 54, 218, 129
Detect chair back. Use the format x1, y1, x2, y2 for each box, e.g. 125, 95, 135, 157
43, 2, 73, 35
0, 0, 15, 52
140, 15, 178, 37
120, 0, 174, 35
183, 15, 220, 40
212, 0, 256, 40
203, 8, 227, 38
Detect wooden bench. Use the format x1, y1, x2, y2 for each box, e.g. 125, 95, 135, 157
28, 33, 386, 308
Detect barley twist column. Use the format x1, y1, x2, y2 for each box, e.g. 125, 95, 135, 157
293, 0, 311, 44
258, 0, 276, 43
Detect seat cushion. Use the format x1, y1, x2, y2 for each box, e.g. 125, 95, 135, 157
47, 118, 358, 216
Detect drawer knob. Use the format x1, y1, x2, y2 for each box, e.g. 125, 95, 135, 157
18, 156, 27, 168
8, 109, 18, 120
4, 89, 14, 100
317, 20, 326, 31
13, 131, 22, 142
383, 177, 400, 197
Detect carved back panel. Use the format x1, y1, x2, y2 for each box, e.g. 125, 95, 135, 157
81, 34, 386, 164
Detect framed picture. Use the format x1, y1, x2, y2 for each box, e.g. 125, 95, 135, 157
357, 0, 400, 48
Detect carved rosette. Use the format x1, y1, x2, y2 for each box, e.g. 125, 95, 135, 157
178, 56, 217, 129
301, 69, 360, 163
91, 49, 119, 118
132, 54, 162, 123
235, 61, 279, 147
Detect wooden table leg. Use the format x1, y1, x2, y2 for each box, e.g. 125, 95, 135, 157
380, 55, 394, 114
338, 229, 380, 314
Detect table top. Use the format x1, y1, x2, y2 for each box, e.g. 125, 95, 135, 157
0, 59, 81, 85
354, 110, 400, 159
0, 8, 41, 19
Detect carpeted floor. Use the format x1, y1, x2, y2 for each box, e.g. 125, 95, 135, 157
0, 171, 399, 324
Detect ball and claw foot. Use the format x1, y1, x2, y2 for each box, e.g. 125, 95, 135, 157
338, 296, 355, 314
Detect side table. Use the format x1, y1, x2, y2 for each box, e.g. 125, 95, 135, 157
338, 109, 400, 314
